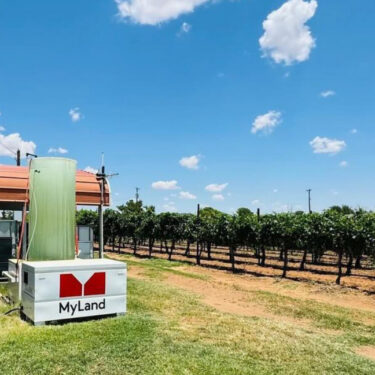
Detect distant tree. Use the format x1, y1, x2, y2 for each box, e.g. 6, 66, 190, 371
138, 206, 158, 258
76, 209, 99, 239
236, 207, 253, 217
1, 210, 14, 220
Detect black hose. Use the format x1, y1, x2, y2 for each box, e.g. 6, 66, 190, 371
2, 307, 21, 316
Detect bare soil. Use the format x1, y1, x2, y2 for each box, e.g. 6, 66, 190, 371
108, 252, 375, 324
105, 242, 375, 293
356, 346, 375, 361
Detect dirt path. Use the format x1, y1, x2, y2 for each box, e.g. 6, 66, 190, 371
108, 253, 375, 322
105, 244, 375, 293
356, 346, 375, 361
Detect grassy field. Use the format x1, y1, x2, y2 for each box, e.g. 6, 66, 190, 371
1, 254, 375, 374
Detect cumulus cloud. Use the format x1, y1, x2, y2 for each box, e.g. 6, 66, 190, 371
48, 147, 68, 154
251, 199, 261, 206
310, 136, 346, 154
212, 194, 224, 201
320, 90, 335, 98
0, 126, 5, 132
252, 111, 282, 134
0, 133, 36, 159
84, 166, 98, 174
259, 0, 318, 65
152, 180, 180, 190
115, 0, 212, 25
179, 191, 196, 200
205, 183, 228, 193
179, 155, 200, 169
69, 108, 82, 122
339, 161, 348, 168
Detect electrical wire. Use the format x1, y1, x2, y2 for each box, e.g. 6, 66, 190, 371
25, 167, 38, 260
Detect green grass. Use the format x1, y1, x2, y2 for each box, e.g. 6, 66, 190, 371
0, 256, 374, 374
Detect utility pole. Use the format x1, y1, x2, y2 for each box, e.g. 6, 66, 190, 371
257, 208, 260, 222
98, 164, 105, 259
306, 189, 312, 214
196, 204, 201, 265
96, 153, 118, 258
16, 150, 21, 166
135, 187, 140, 203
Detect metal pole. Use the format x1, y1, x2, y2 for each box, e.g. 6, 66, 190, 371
306, 189, 312, 214
16, 150, 21, 166
99, 177, 104, 259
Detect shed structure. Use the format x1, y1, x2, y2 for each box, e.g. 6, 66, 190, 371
0, 165, 110, 210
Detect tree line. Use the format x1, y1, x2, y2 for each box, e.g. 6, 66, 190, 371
76, 202, 375, 285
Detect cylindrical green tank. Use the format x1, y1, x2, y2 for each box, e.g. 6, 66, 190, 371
27, 157, 76, 261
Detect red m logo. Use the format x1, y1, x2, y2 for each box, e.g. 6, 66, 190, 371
60, 272, 106, 298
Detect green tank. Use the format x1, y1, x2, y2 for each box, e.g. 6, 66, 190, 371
27, 157, 76, 261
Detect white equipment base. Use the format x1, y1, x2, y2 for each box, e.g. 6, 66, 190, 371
21, 259, 127, 325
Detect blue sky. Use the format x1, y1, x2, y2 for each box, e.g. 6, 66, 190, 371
0, 0, 374, 214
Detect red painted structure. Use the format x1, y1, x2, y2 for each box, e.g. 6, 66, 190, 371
0, 165, 110, 209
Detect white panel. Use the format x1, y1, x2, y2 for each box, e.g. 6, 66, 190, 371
21, 259, 127, 324
34, 295, 126, 323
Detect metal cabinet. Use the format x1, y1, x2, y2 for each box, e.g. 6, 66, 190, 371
0, 220, 18, 272
77, 225, 94, 259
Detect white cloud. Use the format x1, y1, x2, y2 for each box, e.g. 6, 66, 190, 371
205, 183, 228, 193
273, 189, 278, 193
179, 191, 196, 200
339, 161, 348, 168
48, 147, 68, 154
252, 111, 282, 134
179, 155, 200, 170
212, 194, 224, 201
0, 133, 36, 159
310, 136, 346, 154
259, 0, 318, 65
152, 180, 180, 190
180, 22, 191, 33
84, 166, 98, 174
0, 126, 5, 132
69, 108, 82, 122
115, 0, 212, 25
320, 90, 335, 98
251, 199, 263, 206
351, 128, 358, 134
162, 202, 177, 212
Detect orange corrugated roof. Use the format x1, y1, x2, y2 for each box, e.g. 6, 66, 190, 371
0, 165, 110, 206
